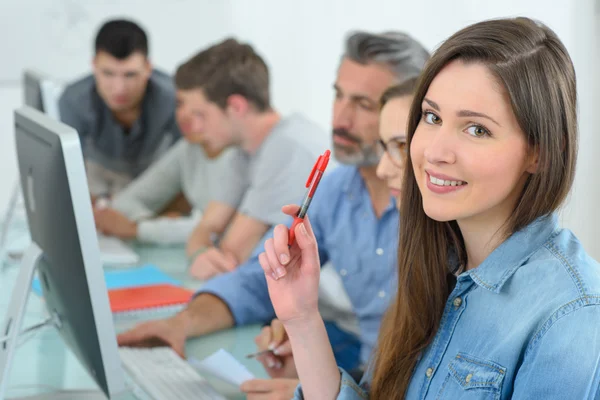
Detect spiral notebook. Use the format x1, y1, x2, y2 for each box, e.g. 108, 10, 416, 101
31, 265, 191, 317
109, 284, 193, 316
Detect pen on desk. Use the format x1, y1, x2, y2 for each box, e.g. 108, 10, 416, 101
288, 150, 331, 247
245, 348, 274, 359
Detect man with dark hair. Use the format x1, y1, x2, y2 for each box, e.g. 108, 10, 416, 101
58, 19, 180, 199
94, 38, 327, 271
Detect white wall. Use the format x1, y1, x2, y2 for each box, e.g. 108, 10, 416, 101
560, 0, 600, 261
0, 0, 598, 257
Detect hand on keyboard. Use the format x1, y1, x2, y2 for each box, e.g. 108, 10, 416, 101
117, 315, 188, 358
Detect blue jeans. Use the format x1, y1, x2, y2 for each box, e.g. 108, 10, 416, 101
324, 321, 361, 372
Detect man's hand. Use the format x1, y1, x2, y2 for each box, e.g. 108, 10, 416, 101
117, 313, 190, 358
254, 319, 296, 379
240, 378, 300, 400
188, 247, 237, 280
94, 208, 137, 239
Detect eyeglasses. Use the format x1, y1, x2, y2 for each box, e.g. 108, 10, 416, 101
377, 138, 408, 165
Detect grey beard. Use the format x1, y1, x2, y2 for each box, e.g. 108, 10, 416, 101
333, 143, 381, 167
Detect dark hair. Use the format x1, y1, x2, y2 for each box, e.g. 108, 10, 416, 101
371, 17, 577, 399
95, 19, 148, 59
174, 38, 270, 112
379, 77, 419, 108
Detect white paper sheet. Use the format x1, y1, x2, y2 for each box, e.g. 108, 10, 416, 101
189, 348, 256, 387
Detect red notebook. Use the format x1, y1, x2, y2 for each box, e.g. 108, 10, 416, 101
108, 284, 194, 314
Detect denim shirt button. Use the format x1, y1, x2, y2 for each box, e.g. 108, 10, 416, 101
465, 373, 473, 383
453, 297, 463, 308
426, 368, 433, 378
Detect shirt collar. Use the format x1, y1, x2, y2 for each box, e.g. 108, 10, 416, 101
341, 166, 396, 214
341, 166, 363, 195
464, 213, 560, 293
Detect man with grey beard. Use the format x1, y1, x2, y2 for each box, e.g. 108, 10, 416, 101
117, 30, 429, 396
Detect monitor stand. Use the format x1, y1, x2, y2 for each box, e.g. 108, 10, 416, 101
0, 244, 135, 400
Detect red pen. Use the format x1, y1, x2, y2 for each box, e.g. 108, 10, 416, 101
288, 150, 331, 246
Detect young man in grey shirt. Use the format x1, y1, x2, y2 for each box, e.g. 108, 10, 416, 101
94, 38, 328, 278
58, 19, 180, 199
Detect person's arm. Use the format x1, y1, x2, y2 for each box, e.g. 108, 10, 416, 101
185, 147, 251, 265
512, 303, 600, 399
189, 144, 323, 268
95, 144, 184, 240
178, 293, 235, 337
117, 293, 234, 358
135, 210, 202, 245
214, 213, 271, 262
286, 314, 341, 400
186, 201, 236, 255
196, 248, 278, 325
111, 141, 186, 221
117, 250, 279, 356
186, 207, 272, 279
256, 207, 341, 399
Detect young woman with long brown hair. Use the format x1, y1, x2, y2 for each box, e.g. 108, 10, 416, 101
258, 17, 600, 399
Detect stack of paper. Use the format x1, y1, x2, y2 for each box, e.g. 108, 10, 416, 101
189, 349, 255, 387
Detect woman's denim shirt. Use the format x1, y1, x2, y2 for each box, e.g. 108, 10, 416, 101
295, 214, 600, 399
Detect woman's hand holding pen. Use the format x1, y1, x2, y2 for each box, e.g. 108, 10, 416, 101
258, 204, 321, 327
258, 153, 339, 399
259, 204, 340, 398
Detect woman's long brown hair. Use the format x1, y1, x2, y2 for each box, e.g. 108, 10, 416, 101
370, 17, 578, 399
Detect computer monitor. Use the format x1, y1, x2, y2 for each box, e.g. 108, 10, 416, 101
22, 71, 46, 112
0, 106, 128, 399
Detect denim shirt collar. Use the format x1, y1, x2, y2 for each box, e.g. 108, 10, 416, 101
342, 166, 397, 213
341, 167, 364, 196
463, 213, 560, 293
